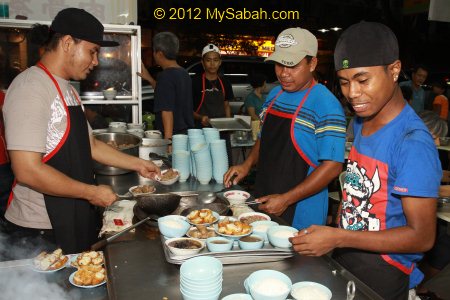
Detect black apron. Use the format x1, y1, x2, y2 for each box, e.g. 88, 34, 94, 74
195, 73, 226, 128
37, 63, 99, 253
254, 84, 315, 225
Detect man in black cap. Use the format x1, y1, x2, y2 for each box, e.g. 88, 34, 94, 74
2, 8, 160, 256
290, 22, 441, 299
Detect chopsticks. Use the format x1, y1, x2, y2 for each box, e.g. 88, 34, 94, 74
229, 200, 260, 207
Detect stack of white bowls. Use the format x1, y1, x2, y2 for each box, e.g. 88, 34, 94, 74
172, 134, 189, 152
108, 122, 127, 133
203, 127, 220, 143
209, 139, 229, 184
180, 256, 223, 300
188, 130, 205, 178
191, 142, 213, 184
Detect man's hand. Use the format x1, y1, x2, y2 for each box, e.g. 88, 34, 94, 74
223, 164, 250, 188
136, 159, 160, 180
257, 193, 290, 216
201, 115, 210, 127
290, 225, 340, 256
85, 185, 117, 207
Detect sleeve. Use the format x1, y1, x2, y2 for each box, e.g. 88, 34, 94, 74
154, 72, 176, 112
191, 75, 202, 111
221, 77, 234, 101
315, 91, 347, 163
392, 129, 441, 198
3, 78, 50, 153
244, 93, 257, 108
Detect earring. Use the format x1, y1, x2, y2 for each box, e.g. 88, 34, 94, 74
394, 75, 398, 81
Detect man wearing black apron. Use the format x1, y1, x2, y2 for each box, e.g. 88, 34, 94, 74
3, 8, 160, 256
224, 28, 346, 230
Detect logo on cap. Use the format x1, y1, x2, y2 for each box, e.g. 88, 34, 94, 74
275, 34, 298, 48
342, 59, 349, 69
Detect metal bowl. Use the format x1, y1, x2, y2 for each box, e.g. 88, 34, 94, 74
135, 193, 182, 217
93, 132, 141, 175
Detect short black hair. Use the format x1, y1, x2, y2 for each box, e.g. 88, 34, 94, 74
413, 64, 428, 74
432, 80, 447, 91
305, 55, 313, 64
249, 73, 266, 88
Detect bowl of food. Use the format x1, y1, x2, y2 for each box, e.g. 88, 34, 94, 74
238, 234, 264, 250
238, 212, 271, 224
251, 220, 279, 242
291, 281, 332, 300
267, 225, 298, 248
186, 225, 216, 240
215, 218, 252, 240
157, 168, 180, 185
157, 215, 190, 238
102, 88, 117, 100
223, 190, 250, 206
127, 123, 145, 130
93, 133, 141, 175
145, 130, 162, 139
165, 237, 205, 256
206, 236, 234, 252
135, 193, 181, 217
247, 269, 292, 300
129, 184, 156, 197
186, 209, 220, 226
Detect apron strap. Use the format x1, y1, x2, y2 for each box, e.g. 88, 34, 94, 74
195, 73, 226, 113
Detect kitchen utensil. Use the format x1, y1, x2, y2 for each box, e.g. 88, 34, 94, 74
135, 193, 181, 216
91, 214, 158, 250
197, 191, 216, 204
229, 200, 259, 207
346, 280, 355, 300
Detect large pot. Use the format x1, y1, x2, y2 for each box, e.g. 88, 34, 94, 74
141, 138, 171, 157
93, 132, 141, 175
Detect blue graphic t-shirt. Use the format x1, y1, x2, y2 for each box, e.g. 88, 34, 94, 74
340, 104, 441, 287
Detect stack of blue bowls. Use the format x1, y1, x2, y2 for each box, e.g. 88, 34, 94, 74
209, 139, 229, 184
172, 150, 191, 182
188, 130, 205, 178
203, 127, 220, 144
180, 256, 223, 300
192, 142, 213, 184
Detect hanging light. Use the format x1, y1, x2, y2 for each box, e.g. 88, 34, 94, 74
318, 29, 329, 33
330, 27, 342, 31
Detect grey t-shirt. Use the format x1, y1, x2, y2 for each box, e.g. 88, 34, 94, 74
3, 66, 91, 229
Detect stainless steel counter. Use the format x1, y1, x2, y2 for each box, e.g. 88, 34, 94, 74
99, 173, 383, 300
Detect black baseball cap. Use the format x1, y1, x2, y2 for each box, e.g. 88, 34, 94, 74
334, 21, 398, 71
50, 8, 119, 47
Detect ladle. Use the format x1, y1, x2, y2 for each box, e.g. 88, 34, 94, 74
91, 215, 158, 251
197, 191, 216, 204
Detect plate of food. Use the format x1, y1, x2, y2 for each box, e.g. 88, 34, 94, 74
215, 217, 253, 240
70, 251, 104, 268
31, 248, 68, 273
186, 225, 217, 240
238, 212, 271, 224
69, 265, 106, 288
186, 209, 220, 226
129, 184, 156, 197
157, 168, 180, 185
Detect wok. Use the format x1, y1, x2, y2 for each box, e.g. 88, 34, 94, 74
135, 193, 181, 217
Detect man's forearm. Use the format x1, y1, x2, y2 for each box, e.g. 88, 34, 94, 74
286, 160, 342, 205
161, 111, 174, 139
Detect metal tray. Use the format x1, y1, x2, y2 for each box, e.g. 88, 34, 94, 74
161, 235, 295, 265
209, 118, 251, 132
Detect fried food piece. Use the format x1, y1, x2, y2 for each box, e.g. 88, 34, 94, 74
73, 266, 106, 286
217, 219, 252, 236
187, 209, 216, 224
73, 251, 104, 267
33, 248, 68, 271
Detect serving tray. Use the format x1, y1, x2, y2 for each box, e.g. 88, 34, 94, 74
209, 118, 251, 132
160, 235, 295, 265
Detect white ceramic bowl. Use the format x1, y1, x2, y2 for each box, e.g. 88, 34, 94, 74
238, 212, 271, 224
158, 215, 190, 238
252, 220, 279, 242
165, 237, 205, 256
206, 236, 234, 252
128, 184, 156, 197
223, 190, 250, 205
127, 123, 145, 130
126, 129, 144, 138
238, 234, 264, 250
291, 281, 332, 300
157, 169, 180, 185
145, 130, 162, 139
103, 89, 117, 100
222, 294, 253, 300
267, 225, 298, 248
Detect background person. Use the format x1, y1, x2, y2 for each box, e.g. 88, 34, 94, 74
192, 44, 233, 128
432, 81, 449, 121
291, 22, 441, 300
400, 64, 429, 114
244, 73, 267, 120
2, 8, 160, 255
224, 27, 346, 229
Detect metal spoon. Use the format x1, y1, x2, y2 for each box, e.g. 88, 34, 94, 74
197, 191, 216, 204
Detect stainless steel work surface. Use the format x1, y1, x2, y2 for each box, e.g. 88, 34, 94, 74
209, 118, 252, 131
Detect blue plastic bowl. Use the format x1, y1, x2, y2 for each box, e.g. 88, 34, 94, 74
247, 269, 292, 300
267, 225, 298, 248
206, 236, 234, 252
222, 293, 253, 300
180, 256, 223, 280
252, 221, 279, 242
238, 234, 264, 250
157, 215, 190, 238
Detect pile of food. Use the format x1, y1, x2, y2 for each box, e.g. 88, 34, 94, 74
187, 225, 216, 239
73, 265, 106, 286
187, 209, 217, 224
106, 140, 135, 150
168, 239, 203, 250
131, 185, 155, 194
33, 248, 68, 271
217, 218, 252, 236
240, 215, 269, 224
71, 251, 104, 268
160, 168, 179, 181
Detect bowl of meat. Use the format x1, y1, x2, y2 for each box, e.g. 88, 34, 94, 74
93, 133, 141, 175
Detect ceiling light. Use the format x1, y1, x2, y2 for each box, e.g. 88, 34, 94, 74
330, 27, 342, 31
318, 29, 329, 33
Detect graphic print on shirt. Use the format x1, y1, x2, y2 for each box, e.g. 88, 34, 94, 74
340, 149, 388, 232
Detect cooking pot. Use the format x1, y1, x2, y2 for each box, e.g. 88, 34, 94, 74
140, 138, 171, 156
93, 132, 141, 175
